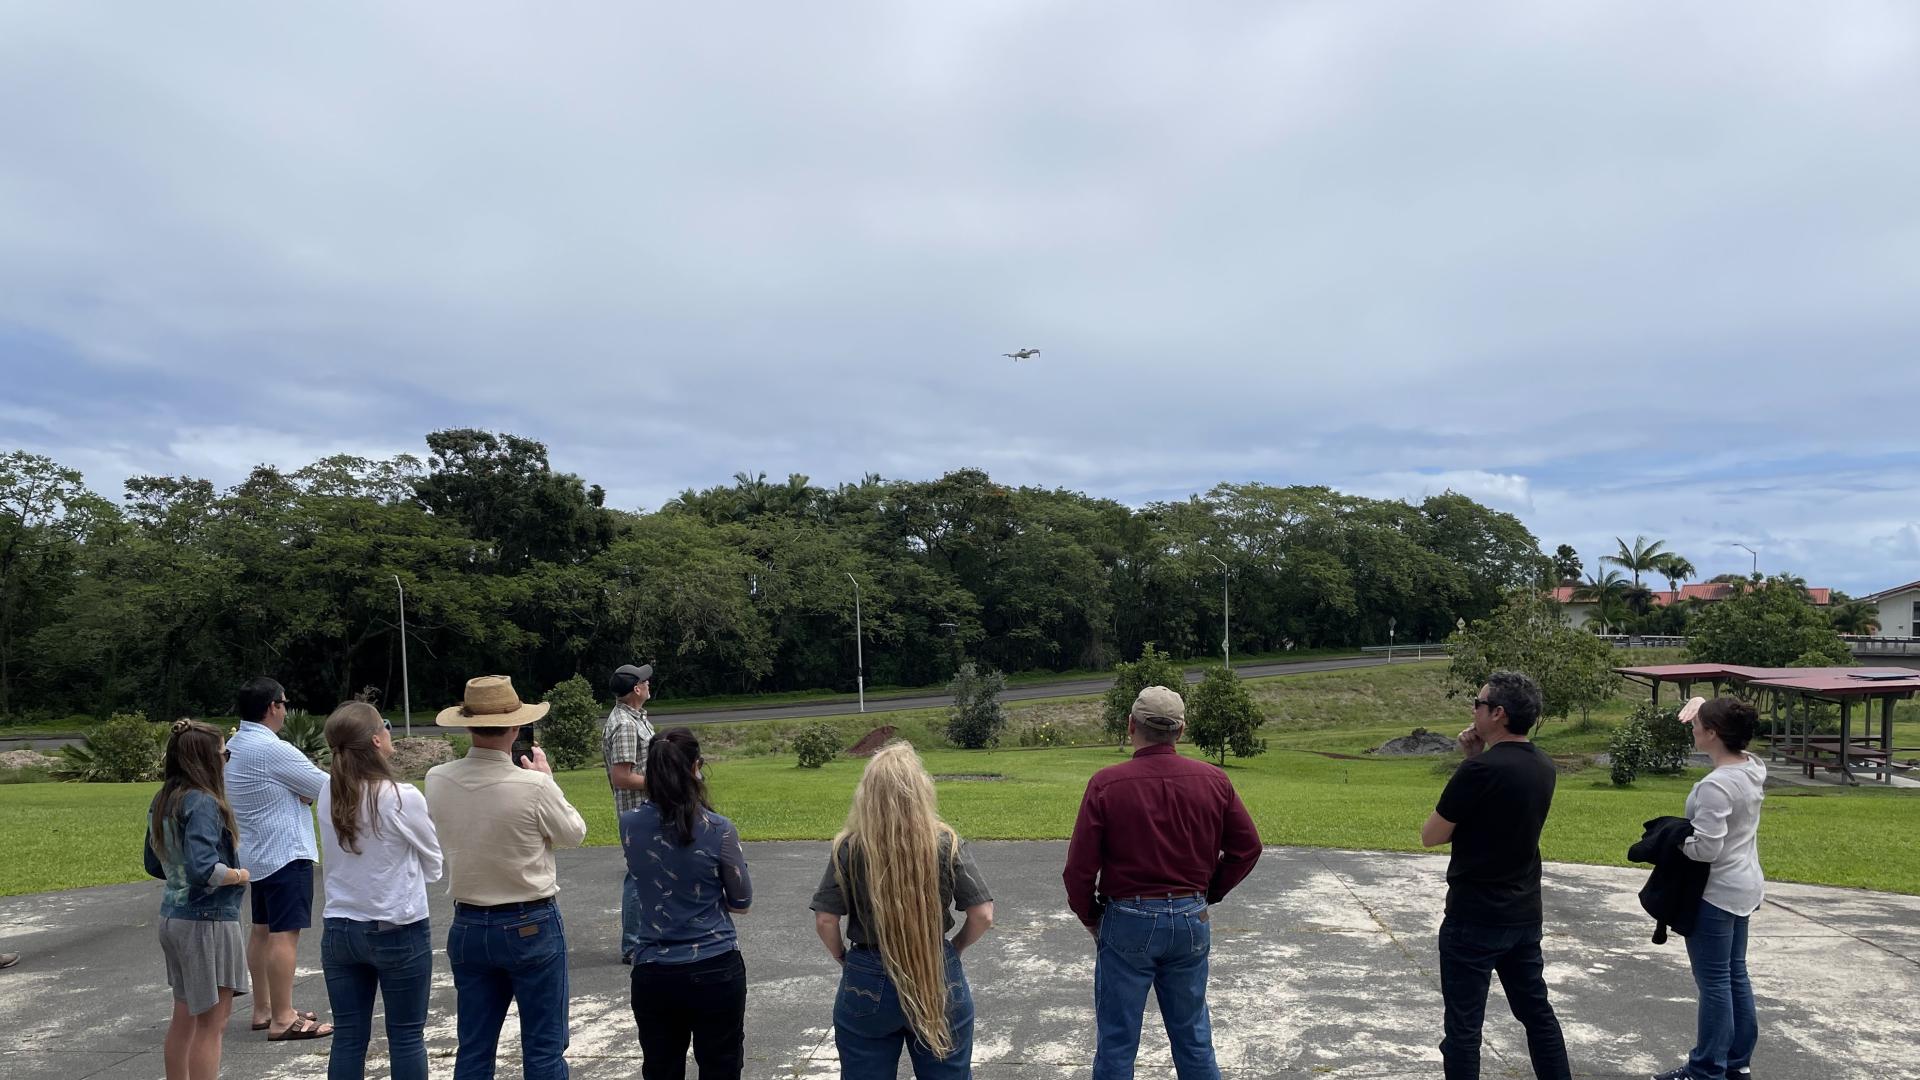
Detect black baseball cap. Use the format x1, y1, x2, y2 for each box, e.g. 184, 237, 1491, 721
611, 663, 654, 695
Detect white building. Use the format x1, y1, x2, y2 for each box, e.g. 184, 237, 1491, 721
1862, 580, 1920, 638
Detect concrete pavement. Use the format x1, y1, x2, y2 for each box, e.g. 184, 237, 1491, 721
2, 842, 1916, 1078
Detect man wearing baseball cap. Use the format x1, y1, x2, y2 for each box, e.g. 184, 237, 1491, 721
1063, 684, 1263, 1080
426, 675, 588, 1080
605, 663, 655, 964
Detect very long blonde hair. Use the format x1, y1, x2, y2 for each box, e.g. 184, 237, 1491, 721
831, 741, 961, 1057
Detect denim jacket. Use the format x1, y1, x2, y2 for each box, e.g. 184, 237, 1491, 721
144, 789, 245, 921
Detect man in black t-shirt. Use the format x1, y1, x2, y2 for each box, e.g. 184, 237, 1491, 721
1420, 671, 1572, 1080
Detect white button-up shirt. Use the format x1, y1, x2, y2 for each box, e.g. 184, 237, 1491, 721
319, 780, 443, 924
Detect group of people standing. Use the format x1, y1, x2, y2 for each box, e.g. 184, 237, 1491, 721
140, 662, 1767, 1080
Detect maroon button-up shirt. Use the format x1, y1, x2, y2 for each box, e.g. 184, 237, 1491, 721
1062, 744, 1263, 928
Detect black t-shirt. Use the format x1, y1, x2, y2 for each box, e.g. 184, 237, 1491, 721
1435, 740, 1557, 925
809, 833, 992, 947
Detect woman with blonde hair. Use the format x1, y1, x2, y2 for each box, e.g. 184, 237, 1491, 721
145, 718, 252, 1080
317, 701, 442, 1080
811, 741, 995, 1078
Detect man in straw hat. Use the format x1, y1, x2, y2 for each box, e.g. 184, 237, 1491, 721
426, 675, 588, 1080
1063, 684, 1263, 1080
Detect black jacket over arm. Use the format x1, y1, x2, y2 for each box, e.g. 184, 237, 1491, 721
1628, 815, 1708, 944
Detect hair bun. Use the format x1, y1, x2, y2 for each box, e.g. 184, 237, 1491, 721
171, 718, 193, 734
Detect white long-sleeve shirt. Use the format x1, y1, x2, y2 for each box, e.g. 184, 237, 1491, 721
1682, 751, 1767, 917
319, 780, 443, 924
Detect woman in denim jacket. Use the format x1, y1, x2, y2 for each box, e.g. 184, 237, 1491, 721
144, 719, 252, 1080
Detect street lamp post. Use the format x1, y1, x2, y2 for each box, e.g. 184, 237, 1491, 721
1388, 617, 1397, 663
846, 573, 864, 713
392, 575, 411, 738
1733, 543, 1759, 578
1206, 554, 1231, 670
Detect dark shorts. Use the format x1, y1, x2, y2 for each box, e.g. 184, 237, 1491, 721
250, 859, 314, 933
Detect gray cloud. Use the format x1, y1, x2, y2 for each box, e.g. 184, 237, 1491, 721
3, 1, 1919, 591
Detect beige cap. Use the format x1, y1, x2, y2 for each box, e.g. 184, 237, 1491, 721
1131, 685, 1186, 730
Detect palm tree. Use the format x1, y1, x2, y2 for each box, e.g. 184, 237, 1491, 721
1651, 553, 1695, 604
1602, 535, 1669, 591
1573, 570, 1630, 634
1830, 598, 1880, 635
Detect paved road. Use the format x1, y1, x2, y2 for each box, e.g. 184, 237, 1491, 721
0, 656, 1404, 751
649, 655, 1396, 725
4, 842, 1917, 1078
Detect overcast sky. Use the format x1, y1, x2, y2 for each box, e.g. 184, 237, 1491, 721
4, 2, 1918, 594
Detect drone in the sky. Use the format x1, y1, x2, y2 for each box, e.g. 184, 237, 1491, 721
1002, 347, 1040, 361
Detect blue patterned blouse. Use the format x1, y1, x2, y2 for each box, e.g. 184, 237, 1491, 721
619, 802, 752, 965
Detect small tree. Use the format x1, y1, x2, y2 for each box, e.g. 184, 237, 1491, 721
1448, 592, 1620, 727
1185, 666, 1267, 766
1686, 577, 1854, 668
945, 662, 1008, 749
539, 674, 600, 772
792, 722, 840, 768
1103, 642, 1183, 744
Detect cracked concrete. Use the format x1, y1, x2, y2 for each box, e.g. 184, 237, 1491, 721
2, 842, 1915, 1078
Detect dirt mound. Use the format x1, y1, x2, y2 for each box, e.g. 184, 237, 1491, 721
846, 726, 898, 757
0, 749, 55, 770
390, 737, 455, 779
1371, 728, 1457, 756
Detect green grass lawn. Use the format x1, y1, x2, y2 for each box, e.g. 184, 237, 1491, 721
6, 656, 1915, 899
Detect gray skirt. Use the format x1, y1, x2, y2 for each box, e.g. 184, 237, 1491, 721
159, 917, 251, 1015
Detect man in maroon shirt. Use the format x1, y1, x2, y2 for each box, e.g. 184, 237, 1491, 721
1063, 685, 1263, 1080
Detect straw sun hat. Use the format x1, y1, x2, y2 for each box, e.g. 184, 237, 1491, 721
435, 675, 551, 728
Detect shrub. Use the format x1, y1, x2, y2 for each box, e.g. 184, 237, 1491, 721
1607, 702, 1691, 786
1102, 643, 1183, 744
55, 711, 165, 782
1017, 720, 1066, 748
538, 674, 601, 771
792, 722, 841, 769
1185, 666, 1268, 766
279, 711, 331, 767
945, 663, 1008, 749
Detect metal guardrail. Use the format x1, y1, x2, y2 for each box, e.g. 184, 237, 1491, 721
1842, 636, 1920, 656
1359, 644, 1452, 661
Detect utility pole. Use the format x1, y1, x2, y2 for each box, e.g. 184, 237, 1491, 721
1207, 554, 1231, 670
392, 574, 411, 737
846, 572, 864, 713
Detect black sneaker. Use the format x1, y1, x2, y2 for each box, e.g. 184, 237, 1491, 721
1651, 1069, 1692, 1080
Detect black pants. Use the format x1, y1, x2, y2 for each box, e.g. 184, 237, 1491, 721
630, 949, 747, 1080
1437, 917, 1571, 1080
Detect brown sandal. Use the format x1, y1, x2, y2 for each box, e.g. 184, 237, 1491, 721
268, 1016, 333, 1041
252, 1009, 316, 1031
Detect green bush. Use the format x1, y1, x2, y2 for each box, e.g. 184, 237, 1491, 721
55, 712, 165, 782
792, 722, 841, 769
1186, 666, 1268, 766
278, 711, 331, 767
1017, 720, 1066, 747
538, 674, 601, 771
945, 663, 1008, 749
1608, 702, 1691, 786
1103, 643, 1183, 744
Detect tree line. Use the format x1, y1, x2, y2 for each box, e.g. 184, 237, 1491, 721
0, 431, 1547, 722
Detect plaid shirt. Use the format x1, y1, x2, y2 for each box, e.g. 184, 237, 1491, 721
604, 702, 654, 813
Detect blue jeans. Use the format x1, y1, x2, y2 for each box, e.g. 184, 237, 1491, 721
1436, 918, 1570, 1080
1093, 897, 1218, 1080
321, 917, 433, 1080
834, 942, 974, 1079
447, 901, 571, 1080
621, 871, 642, 961
1684, 899, 1756, 1079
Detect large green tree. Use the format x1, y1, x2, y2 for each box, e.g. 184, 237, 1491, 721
1686, 577, 1855, 668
